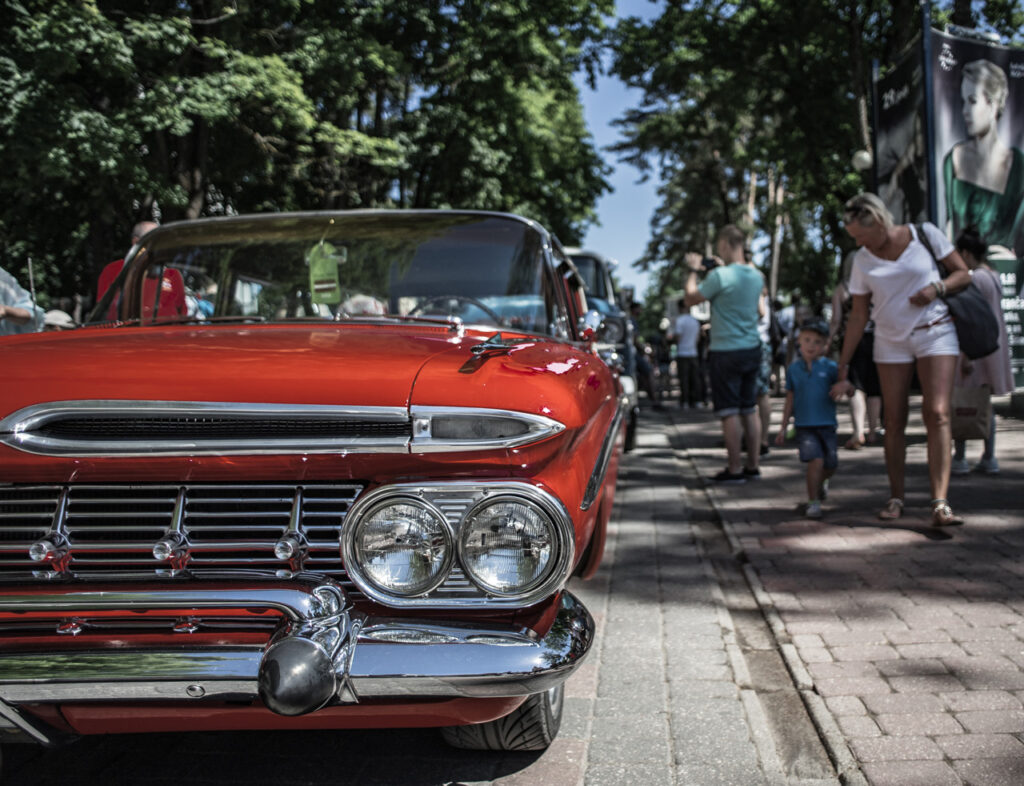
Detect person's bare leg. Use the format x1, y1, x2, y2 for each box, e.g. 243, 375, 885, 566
867, 395, 882, 437
849, 389, 866, 443
876, 362, 914, 501
722, 414, 743, 473
758, 393, 771, 450
806, 457, 824, 501
742, 409, 761, 470
916, 354, 957, 502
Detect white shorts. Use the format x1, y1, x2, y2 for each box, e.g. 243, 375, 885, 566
873, 318, 959, 364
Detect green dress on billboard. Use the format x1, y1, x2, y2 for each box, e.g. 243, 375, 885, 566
943, 147, 1024, 258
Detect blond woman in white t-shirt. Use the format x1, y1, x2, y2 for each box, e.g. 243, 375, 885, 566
830, 193, 972, 527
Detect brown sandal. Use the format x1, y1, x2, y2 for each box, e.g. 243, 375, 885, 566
878, 498, 903, 520
931, 499, 964, 528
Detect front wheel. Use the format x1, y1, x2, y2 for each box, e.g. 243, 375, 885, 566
440, 684, 564, 751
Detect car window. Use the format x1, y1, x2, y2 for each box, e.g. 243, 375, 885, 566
98, 214, 563, 336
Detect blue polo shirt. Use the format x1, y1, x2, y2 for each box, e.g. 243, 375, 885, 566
785, 357, 838, 427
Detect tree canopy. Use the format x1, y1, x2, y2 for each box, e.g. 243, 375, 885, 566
609, 0, 1023, 311
0, 0, 612, 307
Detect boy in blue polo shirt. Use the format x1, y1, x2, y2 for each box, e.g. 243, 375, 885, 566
774, 320, 839, 518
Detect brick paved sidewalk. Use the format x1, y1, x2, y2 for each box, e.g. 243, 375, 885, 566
672, 395, 1024, 786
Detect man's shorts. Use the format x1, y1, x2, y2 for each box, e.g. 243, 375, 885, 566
873, 318, 958, 364
708, 346, 761, 417
796, 425, 838, 470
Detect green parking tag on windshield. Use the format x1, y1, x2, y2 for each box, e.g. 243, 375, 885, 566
307, 242, 345, 304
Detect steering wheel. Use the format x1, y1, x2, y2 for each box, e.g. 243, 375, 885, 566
409, 295, 503, 325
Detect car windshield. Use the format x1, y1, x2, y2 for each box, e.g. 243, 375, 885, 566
94, 213, 558, 335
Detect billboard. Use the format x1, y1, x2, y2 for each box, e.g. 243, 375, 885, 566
929, 29, 1024, 388
873, 38, 930, 226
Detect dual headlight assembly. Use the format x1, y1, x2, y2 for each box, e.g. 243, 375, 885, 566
341, 482, 574, 608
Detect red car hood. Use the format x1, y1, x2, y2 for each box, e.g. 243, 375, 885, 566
1, 324, 466, 414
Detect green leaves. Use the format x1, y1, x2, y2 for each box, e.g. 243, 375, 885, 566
0, 0, 610, 303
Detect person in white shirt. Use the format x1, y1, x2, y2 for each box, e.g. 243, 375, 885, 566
831, 192, 971, 527
672, 300, 702, 408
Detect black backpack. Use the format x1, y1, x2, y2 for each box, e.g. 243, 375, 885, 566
915, 224, 1000, 360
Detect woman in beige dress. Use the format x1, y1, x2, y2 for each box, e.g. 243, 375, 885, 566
951, 227, 1014, 475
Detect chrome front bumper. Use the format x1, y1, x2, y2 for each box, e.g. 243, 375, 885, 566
0, 577, 594, 745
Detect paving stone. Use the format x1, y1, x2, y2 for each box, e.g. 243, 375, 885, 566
814, 677, 893, 697
825, 695, 868, 716
876, 658, 949, 677
807, 660, 880, 679
935, 733, 1024, 760
889, 674, 966, 694
849, 735, 945, 762
836, 714, 882, 737
862, 693, 945, 714
941, 691, 1023, 712
830, 644, 901, 662
584, 762, 674, 786
859, 760, 961, 786
874, 712, 964, 736
955, 710, 1024, 734
953, 757, 1024, 786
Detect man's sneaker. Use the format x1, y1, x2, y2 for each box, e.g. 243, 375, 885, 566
713, 469, 747, 484
819, 479, 829, 501
975, 457, 1000, 474
759, 444, 770, 456
742, 466, 761, 478
951, 457, 970, 475
805, 500, 823, 519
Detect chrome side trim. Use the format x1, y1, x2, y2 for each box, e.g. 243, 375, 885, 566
0, 590, 593, 706
409, 406, 565, 453
581, 397, 626, 511
0, 400, 410, 457
0, 401, 567, 457
341, 482, 575, 609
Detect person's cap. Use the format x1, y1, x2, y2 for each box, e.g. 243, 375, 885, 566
44, 309, 76, 329
799, 319, 829, 337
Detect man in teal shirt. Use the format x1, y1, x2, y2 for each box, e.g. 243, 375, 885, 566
684, 225, 766, 483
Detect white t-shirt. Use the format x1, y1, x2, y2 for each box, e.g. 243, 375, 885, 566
673, 313, 701, 357
848, 223, 953, 342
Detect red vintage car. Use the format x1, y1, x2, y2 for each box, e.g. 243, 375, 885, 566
0, 211, 624, 758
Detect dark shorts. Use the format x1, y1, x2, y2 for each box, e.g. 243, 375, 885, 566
708, 346, 761, 417
796, 425, 838, 469
848, 331, 880, 397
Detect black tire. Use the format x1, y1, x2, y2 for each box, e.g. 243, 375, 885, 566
440, 684, 564, 751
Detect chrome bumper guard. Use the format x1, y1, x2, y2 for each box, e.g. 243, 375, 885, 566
0, 577, 594, 745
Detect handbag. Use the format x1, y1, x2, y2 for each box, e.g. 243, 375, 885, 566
951, 385, 992, 440
916, 224, 1000, 360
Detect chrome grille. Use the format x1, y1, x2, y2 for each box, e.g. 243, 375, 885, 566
0, 483, 487, 600
0, 483, 360, 580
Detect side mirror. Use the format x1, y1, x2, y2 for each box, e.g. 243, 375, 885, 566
578, 309, 602, 341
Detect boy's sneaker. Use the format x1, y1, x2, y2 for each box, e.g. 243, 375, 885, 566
713, 469, 747, 484
743, 466, 761, 478
818, 479, 829, 501
951, 457, 970, 475
975, 457, 1000, 474
805, 500, 823, 519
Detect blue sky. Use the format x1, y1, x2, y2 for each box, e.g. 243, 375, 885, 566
575, 0, 663, 303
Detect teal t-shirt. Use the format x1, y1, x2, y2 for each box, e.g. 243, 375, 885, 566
698, 264, 765, 351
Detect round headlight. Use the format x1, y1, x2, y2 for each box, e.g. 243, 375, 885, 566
460, 497, 555, 595
601, 319, 624, 343
351, 499, 451, 596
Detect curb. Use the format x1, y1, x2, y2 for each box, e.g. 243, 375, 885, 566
671, 412, 867, 786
